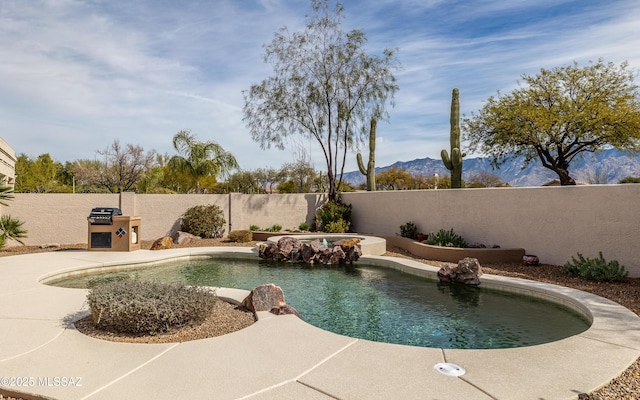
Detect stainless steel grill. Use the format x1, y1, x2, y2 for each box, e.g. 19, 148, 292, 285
87, 207, 122, 225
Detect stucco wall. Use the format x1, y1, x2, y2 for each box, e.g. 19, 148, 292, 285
343, 185, 640, 276
2, 193, 120, 245
2, 186, 639, 277
229, 193, 326, 232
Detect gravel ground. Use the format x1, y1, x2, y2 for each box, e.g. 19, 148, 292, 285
1, 238, 639, 399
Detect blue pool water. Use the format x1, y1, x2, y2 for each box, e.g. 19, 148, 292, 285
48, 258, 590, 349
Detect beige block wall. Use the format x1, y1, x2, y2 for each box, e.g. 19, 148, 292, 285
2, 186, 639, 277
132, 194, 229, 238
2, 193, 120, 245
229, 193, 326, 232
343, 184, 640, 276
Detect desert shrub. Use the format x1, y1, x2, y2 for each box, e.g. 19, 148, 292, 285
181, 204, 226, 238
299, 222, 310, 231
87, 280, 218, 335
249, 224, 260, 231
619, 176, 640, 184
399, 222, 419, 240
228, 230, 253, 243
563, 252, 628, 282
316, 198, 351, 233
326, 219, 349, 233
426, 228, 468, 248
264, 224, 282, 232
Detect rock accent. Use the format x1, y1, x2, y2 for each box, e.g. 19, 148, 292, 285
150, 236, 173, 250
242, 284, 300, 318
270, 304, 301, 318
258, 236, 362, 264
438, 257, 483, 285
174, 231, 199, 245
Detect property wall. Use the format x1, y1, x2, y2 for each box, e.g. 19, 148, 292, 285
1, 186, 639, 277
1, 193, 323, 247
229, 193, 326, 233
342, 185, 640, 276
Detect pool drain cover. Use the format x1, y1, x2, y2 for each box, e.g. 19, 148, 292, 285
434, 363, 466, 377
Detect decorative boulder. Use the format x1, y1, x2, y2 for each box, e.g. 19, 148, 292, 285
258, 242, 279, 260
333, 238, 362, 264
276, 237, 302, 260
301, 240, 321, 263
242, 284, 301, 319
174, 231, 198, 245
438, 257, 483, 285
150, 236, 173, 250
242, 284, 286, 312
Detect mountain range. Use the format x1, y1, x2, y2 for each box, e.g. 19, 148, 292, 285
341, 149, 640, 187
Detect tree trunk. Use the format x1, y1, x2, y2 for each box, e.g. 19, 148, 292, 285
555, 168, 576, 185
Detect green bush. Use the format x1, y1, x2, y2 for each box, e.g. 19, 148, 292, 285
87, 280, 218, 335
399, 222, 419, 240
249, 225, 260, 231
227, 230, 253, 243
426, 228, 468, 248
563, 252, 628, 282
181, 204, 226, 238
619, 176, 640, 184
265, 224, 282, 232
299, 222, 310, 231
316, 198, 352, 232
326, 219, 349, 233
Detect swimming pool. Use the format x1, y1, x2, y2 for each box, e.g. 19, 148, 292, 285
47, 257, 590, 349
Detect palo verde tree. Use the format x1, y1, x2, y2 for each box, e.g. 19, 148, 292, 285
243, 0, 399, 201
463, 59, 640, 185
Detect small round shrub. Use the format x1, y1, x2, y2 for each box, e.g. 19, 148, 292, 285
399, 222, 419, 240
249, 225, 260, 231
181, 204, 226, 238
563, 251, 628, 282
87, 280, 217, 335
227, 230, 253, 243
326, 219, 349, 233
299, 222, 310, 231
426, 228, 468, 248
265, 224, 282, 232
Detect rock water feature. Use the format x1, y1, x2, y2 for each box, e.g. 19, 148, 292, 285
258, 236, 362, 264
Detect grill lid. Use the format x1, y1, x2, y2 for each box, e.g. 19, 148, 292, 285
87, 207, 122, 224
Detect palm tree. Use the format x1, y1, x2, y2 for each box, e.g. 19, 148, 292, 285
0, 184, 14, 206
0, 185, 28, 247
0, 215, 28, 246
169, 130, 239, 193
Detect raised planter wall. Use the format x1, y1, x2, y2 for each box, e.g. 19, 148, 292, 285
385, 236, 525, 264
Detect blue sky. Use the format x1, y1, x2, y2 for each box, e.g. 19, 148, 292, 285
1, 0, 639, 173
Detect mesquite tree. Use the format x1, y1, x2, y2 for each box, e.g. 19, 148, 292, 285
463, 59, 640, 185
243, 0, 399, 201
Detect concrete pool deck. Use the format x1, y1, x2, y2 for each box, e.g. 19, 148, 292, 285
1, 247, 640, 400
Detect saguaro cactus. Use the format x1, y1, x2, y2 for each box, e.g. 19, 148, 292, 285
441, 88, 464, 188
357, 118, 377, 191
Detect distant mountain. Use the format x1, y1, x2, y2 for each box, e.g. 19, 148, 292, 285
341, 149, 640, 187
